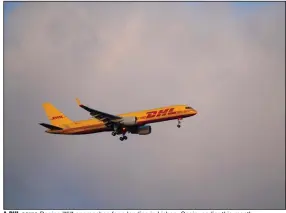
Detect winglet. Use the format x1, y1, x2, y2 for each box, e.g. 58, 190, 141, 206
76, 98, 81, 106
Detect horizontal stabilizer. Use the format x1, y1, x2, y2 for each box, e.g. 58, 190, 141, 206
39, 123, 63, 130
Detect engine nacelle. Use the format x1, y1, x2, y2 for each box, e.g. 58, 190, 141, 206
137, 125, 152, 135
119, 116, 137, 126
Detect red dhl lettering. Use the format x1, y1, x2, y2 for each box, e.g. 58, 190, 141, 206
146, 111, 157, 119
51, 115, 64, 120
146, 108, 176, 119
156, 108, 169, 117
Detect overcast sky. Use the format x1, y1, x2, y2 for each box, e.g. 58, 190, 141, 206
4, 2, 285, 210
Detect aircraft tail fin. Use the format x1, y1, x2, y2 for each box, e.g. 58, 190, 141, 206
42, 103, 73, 126
39, 123, 63, 130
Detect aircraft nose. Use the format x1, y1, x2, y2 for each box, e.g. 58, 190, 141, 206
193, 109, 198, 115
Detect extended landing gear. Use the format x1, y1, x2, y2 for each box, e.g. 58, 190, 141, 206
111, 126, 128, 141
177, 118, 182, 128
112, 131, 128, 140
119, 135, 128, 141
112, 132, 127, 140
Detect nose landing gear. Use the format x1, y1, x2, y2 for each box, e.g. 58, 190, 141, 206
177, 118, 182, 128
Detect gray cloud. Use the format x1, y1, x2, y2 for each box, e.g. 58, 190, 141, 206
4, 2, 285, 209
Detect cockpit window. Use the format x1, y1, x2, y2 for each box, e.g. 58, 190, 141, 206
185, 106, 193, 109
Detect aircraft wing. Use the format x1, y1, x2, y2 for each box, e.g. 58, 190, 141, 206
76, 98, 122, 126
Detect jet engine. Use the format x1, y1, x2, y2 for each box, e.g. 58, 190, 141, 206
119, 117, 138, 126
136, 125, 152, 135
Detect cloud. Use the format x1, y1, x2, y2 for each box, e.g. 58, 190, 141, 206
4, 2, 285, 209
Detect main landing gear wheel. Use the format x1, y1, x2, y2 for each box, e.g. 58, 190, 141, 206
120, 135, 128, 141
177, 124, 181, 128
111, 131, 117, 136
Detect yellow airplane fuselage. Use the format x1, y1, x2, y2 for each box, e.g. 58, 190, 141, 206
45, 105, 197, 135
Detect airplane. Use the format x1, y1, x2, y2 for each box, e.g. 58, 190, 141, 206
39, 98, 197, 141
